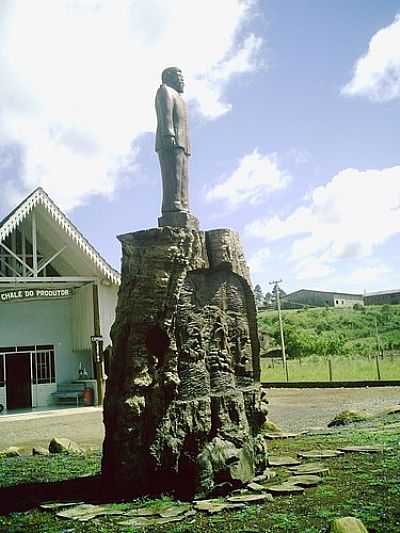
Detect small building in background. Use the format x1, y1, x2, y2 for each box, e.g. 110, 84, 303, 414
283, 289, 364, 309
0, 188, 120, 412
364, 290, 400, 306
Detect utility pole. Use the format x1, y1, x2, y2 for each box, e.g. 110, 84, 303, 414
374, 316, 383, 358
270, 279, 289, 382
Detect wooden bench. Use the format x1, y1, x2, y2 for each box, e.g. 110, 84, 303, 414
52, 385, 85, 407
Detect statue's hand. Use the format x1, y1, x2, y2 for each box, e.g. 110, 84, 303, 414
163, 135, 176, 150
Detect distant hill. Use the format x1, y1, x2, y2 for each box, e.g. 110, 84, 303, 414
258, 304, 400, 357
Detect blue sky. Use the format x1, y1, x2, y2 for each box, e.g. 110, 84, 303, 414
0, 1, 399, 295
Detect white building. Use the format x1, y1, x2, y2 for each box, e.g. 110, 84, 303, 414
0, 188, 120, 412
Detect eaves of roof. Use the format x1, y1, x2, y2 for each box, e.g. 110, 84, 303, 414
0, 187, 120, 285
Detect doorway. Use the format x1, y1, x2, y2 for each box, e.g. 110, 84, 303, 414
5, 353, 32, 409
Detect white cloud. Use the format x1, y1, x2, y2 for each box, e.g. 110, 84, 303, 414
342, 14, 400, 101
349, 263, 391, 285
206, 149, 289, 208
0, 0, 262, 211
293, 257, 334, 281
248, 246, 271, 274
246, 165, 400, 276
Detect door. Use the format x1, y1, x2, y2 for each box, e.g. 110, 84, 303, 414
6, 353, 32, 409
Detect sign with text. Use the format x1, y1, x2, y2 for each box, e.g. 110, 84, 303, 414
0, 288, 72, 303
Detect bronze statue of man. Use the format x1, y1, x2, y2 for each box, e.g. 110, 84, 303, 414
155, 67, 191, 218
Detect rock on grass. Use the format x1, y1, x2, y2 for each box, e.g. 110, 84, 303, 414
0, 446, 21, 457
32, 446, 50, 456
327, 410, 371, 427
49, 437, 83, 454
262, 420, 283, 434
330, 516, 368, 532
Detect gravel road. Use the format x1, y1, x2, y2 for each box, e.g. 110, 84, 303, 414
0, 387, 399, 451
267, 386, 400, 432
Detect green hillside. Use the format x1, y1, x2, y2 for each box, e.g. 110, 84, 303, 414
258, 304, 400, 358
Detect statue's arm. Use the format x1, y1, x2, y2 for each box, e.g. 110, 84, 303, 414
156, 85, 176, 146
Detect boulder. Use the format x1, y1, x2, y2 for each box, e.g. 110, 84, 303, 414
49, 437, 83, 454
32, 446, 50, 456
261, 420, 283, 434
330, 517, 368, 532
0, 446, 21, 457
328, 410, 371, 427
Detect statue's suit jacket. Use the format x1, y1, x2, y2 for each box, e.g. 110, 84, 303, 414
155, 84, 191, 155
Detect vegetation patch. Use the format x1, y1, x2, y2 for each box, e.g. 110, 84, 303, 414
0, 415, 399, 532
258, 304, 400, 382
328, 410, 372, 427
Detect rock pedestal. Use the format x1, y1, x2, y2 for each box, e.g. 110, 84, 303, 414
102, 227, 268, 498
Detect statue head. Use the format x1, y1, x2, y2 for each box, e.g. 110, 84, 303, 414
161, 67, 184, 93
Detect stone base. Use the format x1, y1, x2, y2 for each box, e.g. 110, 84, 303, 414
102, 226, 268, 499
158, 210, 199, 230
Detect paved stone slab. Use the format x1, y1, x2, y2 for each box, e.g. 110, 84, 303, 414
268, 455, 302, 466
264, 432, 300, 440
265, 483, 305, 495
253, 468, 276, 483
287, 462, 329, 475
297, 449, 344, 458
159, 503, 193, 518
227, 493, 273, 504
194, 500, 245, 514
40, 501, 85, 510
286, 475, 322, 487
56, 503, 125, 521
247, 482, 267, 492
337, 445, 391, 453
119, 511, 196, 528
125, 501, 191, 518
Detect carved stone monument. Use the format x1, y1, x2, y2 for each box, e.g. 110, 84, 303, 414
101, 69, 268, 499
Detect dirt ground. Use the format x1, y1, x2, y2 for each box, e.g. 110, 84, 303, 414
0, 387, 399, 451
267, 386, 400, 432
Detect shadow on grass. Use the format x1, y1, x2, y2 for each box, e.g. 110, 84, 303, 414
0, 476, 145, 515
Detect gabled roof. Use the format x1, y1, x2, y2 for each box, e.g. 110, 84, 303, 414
0, 187, 120, 284
286, 289, 363, 298
366, 289, 400, 297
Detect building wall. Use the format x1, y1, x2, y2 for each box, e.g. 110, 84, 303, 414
365, 292, 400, 306
0, 298, 93, 408
284, 290, 363, 309
0, 387, 5, 410
98, 284, 118, 347
32, 383, 57, 408
332, 295, 364, 308
284, 290, 335, 308
71, 284, 94, 351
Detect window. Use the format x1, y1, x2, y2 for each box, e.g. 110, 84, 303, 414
0, 345, 55, 385
0, 354, 4, 387
32, 348, 55, 384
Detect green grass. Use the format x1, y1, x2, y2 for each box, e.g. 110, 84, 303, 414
1, 415, 399, 532
261, 355, 400, 382
0, 450, 101, 488
258, 304, 400, 357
